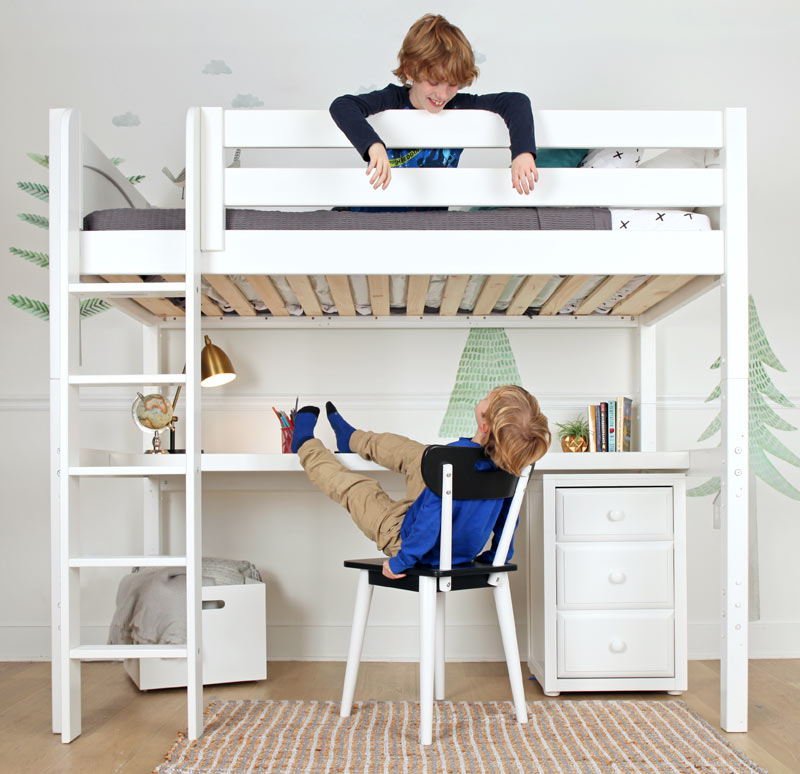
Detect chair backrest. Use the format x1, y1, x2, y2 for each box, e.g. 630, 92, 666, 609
420, 445, 533, 576
421, 445, 518, 499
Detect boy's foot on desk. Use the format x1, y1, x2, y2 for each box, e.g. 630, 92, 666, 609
291, 406, 320, 452
326, 401, 355, 452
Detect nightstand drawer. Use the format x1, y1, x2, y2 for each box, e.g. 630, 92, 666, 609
556, 542, 674, 608
557, 610, 675, 678
556, 486, 673, 540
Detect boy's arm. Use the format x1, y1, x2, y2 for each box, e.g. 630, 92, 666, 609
451, 92, 538, 194
329, 84, 406, 161
386, 503, 441, 576
476, 499, 515, 564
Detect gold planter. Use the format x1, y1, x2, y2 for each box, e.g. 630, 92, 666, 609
561, 435, 589, 453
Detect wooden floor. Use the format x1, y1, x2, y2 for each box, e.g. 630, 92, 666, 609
2, 660, 798, 773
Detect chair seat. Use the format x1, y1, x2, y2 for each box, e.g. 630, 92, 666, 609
344, 557, 517, 592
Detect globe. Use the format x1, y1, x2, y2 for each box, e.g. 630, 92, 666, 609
132, 393, 174, 431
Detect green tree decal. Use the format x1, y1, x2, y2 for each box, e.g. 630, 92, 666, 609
688, 295, 799, 499
439, 327, 522, 437
8, 154, 144, 321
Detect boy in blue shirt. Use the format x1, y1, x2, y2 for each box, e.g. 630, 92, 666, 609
291, 386, 551, 580
330, 13, 538, 196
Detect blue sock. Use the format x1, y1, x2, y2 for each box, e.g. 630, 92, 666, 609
291, 406, 320, 453
326, 401, 355, 453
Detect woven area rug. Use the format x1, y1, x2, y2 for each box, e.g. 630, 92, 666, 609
155, 699, 765, 774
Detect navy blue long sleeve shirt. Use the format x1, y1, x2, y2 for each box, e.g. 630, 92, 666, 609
387, 438, 515, 575
330, 84, 536, 164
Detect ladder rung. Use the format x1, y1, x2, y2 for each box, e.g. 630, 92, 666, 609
69, 466, 186, 477
68, 282, 186, 297
69, 555, 187, 568
70, 644, 188, 660
68, 374, 186, 386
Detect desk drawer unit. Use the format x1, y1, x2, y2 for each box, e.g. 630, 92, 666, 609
528, 474, 687, 695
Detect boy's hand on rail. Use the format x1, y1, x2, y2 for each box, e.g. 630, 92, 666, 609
367, 143, 392, 190
511, 152, 538, 195
382, 559, 406, 579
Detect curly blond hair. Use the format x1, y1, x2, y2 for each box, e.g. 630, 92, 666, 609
392, 14, 479, 88
482, 386, 551, 476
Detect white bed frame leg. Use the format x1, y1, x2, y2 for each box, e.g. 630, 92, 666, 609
418, 576, 437, 745
720, 107, 749, 732
638, 322, 657, 452
341, 570, 373, 717
494, 574, 528, 724
434, 592, 446, 701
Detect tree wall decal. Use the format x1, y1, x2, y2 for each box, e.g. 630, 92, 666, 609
439, 327, 522, 438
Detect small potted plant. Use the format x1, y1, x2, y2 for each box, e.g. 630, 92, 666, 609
556, 415, 590, 453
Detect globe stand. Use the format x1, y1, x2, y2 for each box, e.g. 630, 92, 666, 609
147, 430, 169, 454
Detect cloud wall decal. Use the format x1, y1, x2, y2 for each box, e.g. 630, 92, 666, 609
112, 112, 141, 127
203, 59, 232, 75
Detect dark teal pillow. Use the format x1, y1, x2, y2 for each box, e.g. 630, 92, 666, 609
535, 149, 589, 168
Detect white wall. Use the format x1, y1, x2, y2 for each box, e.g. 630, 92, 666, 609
1, 0, 798, 662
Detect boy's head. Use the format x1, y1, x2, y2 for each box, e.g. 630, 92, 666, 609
393, 14, 479, 90
477, 386, 551, 476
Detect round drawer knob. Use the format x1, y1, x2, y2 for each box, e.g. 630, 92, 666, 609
607, 509, 625, 522
609, 640, 628, 654
608, 571, 627, 584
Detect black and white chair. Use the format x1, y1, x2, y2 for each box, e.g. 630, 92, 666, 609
340, 444, 532, 745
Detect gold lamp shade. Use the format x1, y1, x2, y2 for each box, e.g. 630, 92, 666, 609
201, 335, 236, 387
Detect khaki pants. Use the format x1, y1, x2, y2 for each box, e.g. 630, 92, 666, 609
297, 430, 426, 556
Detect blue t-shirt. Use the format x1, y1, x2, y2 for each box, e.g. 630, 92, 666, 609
387, 437, 515, 575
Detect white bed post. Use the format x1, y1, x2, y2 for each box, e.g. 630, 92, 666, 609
720, 107, 749, 732
48, 108, 65, 735
638, 322, 657, 452
184, 107, 205, 739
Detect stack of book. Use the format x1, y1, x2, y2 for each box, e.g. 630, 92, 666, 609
587, 397, 632, 452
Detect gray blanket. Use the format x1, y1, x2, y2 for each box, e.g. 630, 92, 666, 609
84, 207, 611, 232
108, 558, 262, 645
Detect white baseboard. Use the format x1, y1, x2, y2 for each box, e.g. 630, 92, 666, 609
4, 622, 800, 662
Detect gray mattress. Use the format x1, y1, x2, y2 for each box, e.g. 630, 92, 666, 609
83, 207, 611, 231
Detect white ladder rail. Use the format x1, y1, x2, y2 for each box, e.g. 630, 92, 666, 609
184, 106, 211, 740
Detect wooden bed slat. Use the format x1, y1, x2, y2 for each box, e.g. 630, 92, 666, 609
611, 275, 696, 315
99, 275, 185, 317
162, 274, 222, 316
205, 274, 257, 317
246, 274, 289, 316
439, 275, 471, 316
367, 275, 391, 316
406, 275, 430, 316
286, 275, 323, 316
326, 275, 356, 316
574, 275, 636, 315
539, 275, 593, 316
472, 275, 512, 316
505, 275, 552, 316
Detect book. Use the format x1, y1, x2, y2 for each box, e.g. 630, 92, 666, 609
599, 402, 609, 452
594, 404, 602, 451
587, 404, 597, 452
618, 396, 633, 452
608, 400, 617, 452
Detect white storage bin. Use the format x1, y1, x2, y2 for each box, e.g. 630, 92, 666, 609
124, 582, 267, 690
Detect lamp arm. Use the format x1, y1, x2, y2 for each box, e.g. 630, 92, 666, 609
171, 365, 187, 417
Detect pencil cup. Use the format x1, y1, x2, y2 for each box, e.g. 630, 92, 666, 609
281, 426, 293, 454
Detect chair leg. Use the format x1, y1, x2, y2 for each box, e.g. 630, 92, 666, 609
341, 570, 373, 718
493, 574, 528, 724
434, 591, 445, 701
418, 576, 437, 745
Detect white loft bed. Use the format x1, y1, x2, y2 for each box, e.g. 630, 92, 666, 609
49, 106, 749, 743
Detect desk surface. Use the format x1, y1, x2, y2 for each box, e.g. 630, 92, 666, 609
82, 450, 693, 474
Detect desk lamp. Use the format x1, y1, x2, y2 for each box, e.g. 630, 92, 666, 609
169, 335, 236, 453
